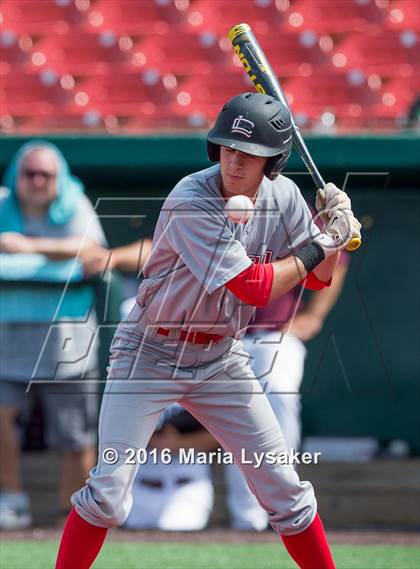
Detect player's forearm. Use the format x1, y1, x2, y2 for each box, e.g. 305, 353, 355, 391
269, 249, 339, 303
304, 263, 348, 320
312, 250, 340, 285
227, 238, 340, 306
27, 236, 95, 260
269, 255, 307, 302
227, 250, 332, 306
110, 239, 152, 273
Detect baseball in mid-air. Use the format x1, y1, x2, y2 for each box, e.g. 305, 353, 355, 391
224, 195, 254, 223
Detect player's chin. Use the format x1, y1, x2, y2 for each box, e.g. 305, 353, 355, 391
223, 175, 244, 193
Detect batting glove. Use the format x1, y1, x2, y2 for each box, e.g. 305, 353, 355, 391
316, 182, 352, 225
314, 210, 362, 257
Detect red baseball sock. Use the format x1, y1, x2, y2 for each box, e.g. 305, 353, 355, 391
281, 513, 335, 569
55, 507, 108, 569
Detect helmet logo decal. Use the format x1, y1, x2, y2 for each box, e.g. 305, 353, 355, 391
231, 115, 254, 138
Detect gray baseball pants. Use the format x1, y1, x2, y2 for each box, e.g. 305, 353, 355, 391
71, 314, 316, 536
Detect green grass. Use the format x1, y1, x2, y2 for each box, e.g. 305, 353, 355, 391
1, 542, 419, 569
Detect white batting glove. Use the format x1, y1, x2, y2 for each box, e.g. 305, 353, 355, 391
316, 183, 352, 225
314, 210, 362, 257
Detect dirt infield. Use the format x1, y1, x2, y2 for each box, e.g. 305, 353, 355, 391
1, 528, 418, 546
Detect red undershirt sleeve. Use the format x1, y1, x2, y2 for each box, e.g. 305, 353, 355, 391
225, 262, 274, 308
302, 271, 332, 291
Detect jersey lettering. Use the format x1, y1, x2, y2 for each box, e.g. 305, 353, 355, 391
249, 250, 273, 265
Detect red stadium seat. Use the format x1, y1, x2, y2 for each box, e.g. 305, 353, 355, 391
333, 30, 420, 77
374, 77, 420, 121
284, 73, 381, 121
332, 115, 377, 133
16, 111, 206, 133
386, 0, 420, 31
254, 31, 334, 77
285, 0, 387, 33
185, 0, 284, 35
131, 31, 229, 75
9, 114, 104, 133
0, 29, 34, 72
75, 71, 175, 116
0, 0, 86, 35
0, 71, 72, 117
86, 0, 189, 35
172, 72, 253, 120
2, 1, 417, 134
124, 113, 208, 133
338, 76, 420, 130
33, 31, 133, 75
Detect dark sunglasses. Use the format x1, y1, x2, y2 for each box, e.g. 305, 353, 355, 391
21, 169, 56, 181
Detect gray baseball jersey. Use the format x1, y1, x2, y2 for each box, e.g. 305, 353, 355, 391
136, 164, 319, 337
71, 165, 319, 537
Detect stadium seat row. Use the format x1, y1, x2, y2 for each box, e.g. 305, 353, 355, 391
1, 0, 419, 132
2, 0, 419, 35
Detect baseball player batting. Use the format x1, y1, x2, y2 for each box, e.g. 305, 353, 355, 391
55, 93, 361, 569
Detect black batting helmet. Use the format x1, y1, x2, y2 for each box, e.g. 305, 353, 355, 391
207, 92, 293, 180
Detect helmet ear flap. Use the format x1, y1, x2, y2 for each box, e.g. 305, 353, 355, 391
207, 141, 220, 162
264, 151, 290, 181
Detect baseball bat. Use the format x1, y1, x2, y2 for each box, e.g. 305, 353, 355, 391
228, 23, 361, 252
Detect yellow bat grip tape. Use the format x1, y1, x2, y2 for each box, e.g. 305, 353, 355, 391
346, 237, 362, 251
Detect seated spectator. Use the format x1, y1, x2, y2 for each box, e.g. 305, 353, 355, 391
0, 141, 107, 529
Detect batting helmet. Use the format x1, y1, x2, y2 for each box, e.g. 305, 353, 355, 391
207, 92, 293, 180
